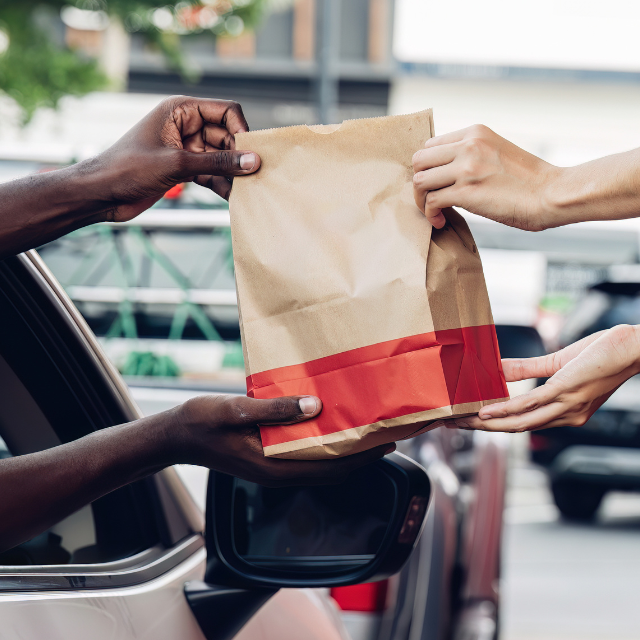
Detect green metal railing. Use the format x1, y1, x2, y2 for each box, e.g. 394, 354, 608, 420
49, 221, 243, 377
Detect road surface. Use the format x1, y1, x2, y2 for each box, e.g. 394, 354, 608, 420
502, 461, 640, 640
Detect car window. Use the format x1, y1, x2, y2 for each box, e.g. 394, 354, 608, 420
0, 258, 163, 567
0, 355, 97, 565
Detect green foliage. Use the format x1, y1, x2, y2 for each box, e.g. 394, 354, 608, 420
0, 0, 272, 122
0, 14, 104, 121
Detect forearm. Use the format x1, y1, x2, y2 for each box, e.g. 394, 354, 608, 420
0, 158, 116, 260
0, 409, 179, 552
545, 148, 640, 228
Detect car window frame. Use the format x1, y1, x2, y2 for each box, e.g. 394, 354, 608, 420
0, 251, 203, 591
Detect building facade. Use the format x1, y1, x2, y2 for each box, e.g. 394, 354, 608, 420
128, 0, 396, 129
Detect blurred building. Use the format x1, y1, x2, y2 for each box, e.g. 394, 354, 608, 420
127, 0, 396, 129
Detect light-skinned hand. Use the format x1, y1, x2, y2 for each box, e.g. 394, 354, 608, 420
448, 324, 640, 432
412, 124, 559, 230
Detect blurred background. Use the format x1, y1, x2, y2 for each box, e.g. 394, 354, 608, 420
2, 0, 640, 638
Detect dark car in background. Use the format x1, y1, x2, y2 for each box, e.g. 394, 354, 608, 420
530, 265, 640, 521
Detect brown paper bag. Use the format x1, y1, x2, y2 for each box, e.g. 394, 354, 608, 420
230, 110, 508, 460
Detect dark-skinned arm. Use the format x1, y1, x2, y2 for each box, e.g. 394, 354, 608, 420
0, 95, 261, 260
0, 394, 394, 553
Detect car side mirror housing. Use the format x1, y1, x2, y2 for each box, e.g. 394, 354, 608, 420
202, 452, 431, 589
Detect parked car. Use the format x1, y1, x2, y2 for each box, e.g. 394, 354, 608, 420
530, 265, 640, 521
35, 216, 524, 640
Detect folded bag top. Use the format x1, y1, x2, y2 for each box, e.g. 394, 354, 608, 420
230, 110, 508, 460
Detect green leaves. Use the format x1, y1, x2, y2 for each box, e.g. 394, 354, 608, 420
0, 0, 271, 122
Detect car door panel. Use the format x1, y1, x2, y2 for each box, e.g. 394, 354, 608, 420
0, 549, 207, 640
236, 590, 350, 640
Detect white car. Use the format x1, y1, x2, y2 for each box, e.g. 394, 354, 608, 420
0, 251, 430, 640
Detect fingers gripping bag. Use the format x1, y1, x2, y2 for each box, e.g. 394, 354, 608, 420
230, 110, 508, 460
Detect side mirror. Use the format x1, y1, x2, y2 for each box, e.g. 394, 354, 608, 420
185, 453, 430, 640
203, 451, 430, 589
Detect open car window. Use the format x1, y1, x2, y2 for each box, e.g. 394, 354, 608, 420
0, 255, 182, 568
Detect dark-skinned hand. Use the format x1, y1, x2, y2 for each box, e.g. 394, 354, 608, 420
0, 95, 261, 259
95, 95, 261, 221
173, 394, 395, 487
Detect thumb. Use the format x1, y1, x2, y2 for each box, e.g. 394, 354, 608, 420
226, 395, 322, 426
177, 149, 261, 179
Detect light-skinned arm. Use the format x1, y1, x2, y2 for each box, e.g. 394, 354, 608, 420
412, 124, 640, 231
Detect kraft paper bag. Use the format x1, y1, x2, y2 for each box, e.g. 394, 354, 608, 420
230, 110, 508, 460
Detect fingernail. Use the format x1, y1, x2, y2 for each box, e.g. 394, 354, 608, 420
298, 396, 318, 416
384, 444, 396, 455
240, 153, 256, 170
456, 421, 470, 429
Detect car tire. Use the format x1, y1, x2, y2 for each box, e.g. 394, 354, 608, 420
551, 480, 606, 522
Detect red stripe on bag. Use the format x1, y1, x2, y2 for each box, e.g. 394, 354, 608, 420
248, 325, 507, 448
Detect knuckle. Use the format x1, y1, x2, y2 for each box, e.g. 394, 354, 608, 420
268, 397, 297, 421
571, 399, 589, 414
463, 136, 486, 156
568, 414, 587, 427
611, 323, 634, 341
220, 395, 251, 424
412, 171, 425, 188
574, 408, 589, 423
425, 191, 439, 206
469, 123, 490, 138
460, 158, 482, 181
163, 95, 189, 116
412, 149, 424, 169
574, 414, 589, 427
211, 151, 238, 173
161, 95, 183, 109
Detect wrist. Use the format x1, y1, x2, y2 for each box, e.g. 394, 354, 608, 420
68, 156, 123, 223
541, 151, 640, 228
539, 165, 577, 230
119, 410, 187, 474
166, 400, 208, 466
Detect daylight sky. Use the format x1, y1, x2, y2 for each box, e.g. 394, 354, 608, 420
394, 0, 640, 71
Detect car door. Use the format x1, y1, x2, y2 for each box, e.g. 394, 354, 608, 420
0, 251, 211, 639
0, 251, 357, 640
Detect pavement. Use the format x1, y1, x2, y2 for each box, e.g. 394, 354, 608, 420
502, 458, 640, 640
